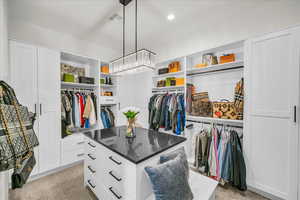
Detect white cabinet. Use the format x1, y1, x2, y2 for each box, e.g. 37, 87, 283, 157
9, 41, 61, 175
244, 28, 300, 199
37, 47, 61, 173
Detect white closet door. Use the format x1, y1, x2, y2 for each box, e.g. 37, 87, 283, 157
9, 41, 40, 176
244, 28, 299, 199
37, 47, 61, 173
117, 75, 134, 126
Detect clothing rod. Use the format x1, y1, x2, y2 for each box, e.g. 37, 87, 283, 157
186, 120, 243, 129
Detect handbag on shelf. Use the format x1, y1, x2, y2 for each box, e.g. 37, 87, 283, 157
234, 78, 244, 120
191, 101, 213, 117
0, 81, 39, 188
191, 92, 212, 117
212, 99, 238, 120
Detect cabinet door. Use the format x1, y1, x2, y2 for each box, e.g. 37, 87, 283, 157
244, 28, 299, 199
117, 75, 134, 126
37, 47, 61, 173
9, 41, 40, 176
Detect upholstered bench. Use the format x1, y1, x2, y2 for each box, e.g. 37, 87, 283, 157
146, 170, 218, 200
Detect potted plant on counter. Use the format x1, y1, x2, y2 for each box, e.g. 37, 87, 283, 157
122, 107, 140, 138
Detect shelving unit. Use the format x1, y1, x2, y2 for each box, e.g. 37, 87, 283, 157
61, 82, 97, 88
152, 71, 184, 78
99, 62, 119, 129
187, 60, 243, 76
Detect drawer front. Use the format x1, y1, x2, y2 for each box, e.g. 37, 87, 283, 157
100, 97, 117, 105
62, 134, 85, 152
61, 148, 85, 166
86, 177, 98, 195
102, 168, 125, 195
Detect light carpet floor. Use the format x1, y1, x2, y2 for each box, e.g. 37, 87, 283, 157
9, 164, 268, 200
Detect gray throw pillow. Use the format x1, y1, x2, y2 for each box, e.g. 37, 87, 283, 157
160, 147, 189, 179
145, 154, 194, 200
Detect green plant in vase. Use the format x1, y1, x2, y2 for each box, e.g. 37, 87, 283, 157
122, 107, 140, 138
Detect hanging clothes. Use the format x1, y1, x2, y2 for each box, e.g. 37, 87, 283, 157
148, 93, 185, 135
61, 90, 98, 138
193, 123, 247, 191
100, 107, 115, 129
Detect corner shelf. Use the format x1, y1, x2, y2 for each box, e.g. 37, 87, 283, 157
152, 71, 184, 79
61, 82, 97, 88
187, 60, 244, 76
186, 115, 243, 126
100, 73, 118, 77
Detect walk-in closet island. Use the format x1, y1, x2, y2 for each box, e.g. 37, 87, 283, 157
83, 126, 218, 200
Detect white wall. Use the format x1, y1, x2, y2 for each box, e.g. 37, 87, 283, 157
0, 0, 9, 198
0, 0, 8, 80
156, 1, 300, 62
8, 19, 119, 62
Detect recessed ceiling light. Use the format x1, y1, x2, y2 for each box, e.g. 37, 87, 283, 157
167, 14, 175, 21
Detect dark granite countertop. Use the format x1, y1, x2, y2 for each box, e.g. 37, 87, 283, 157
84, 126, 186, 164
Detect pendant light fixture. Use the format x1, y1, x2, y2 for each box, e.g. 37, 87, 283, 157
110, 0, 156, 75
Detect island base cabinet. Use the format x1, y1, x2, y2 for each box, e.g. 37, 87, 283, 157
84, 135, 187, 200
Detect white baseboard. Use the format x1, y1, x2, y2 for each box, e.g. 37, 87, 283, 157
248, 185, 285, 200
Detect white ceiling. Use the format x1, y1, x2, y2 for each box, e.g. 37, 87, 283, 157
8, 0, 300, 61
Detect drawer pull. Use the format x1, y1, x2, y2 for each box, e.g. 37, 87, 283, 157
88, 142, 96, 148
88, 154, 96, 160
77, 153, 85, 157
109, 171, 122, 182
109, 156, 122, 165
88, 166, 96, 174
109, 187, 122, 199
87, 180, 96, 189
77, 141, 85, 145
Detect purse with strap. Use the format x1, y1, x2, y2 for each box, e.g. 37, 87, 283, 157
0, 81, 39, 188
212, 99, 238, 120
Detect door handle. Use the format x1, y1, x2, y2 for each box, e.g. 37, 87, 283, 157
109, 171, 122, 182
34, 103, 37, 114
88, 142, 96, 148
87, 180, 96, 188
40, 103, 42, 116
88, 166, 96, 174
87, 154, 96, 160
294, 105, 297, 123
109, 156, 122, 165
109, 187, 122, 199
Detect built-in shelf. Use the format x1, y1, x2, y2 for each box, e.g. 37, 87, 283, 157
152, 85, 185, 91
152, 71, 184, 79
101, 84, 116, 88
61, 82, 97, 88
100, 73, 117, 77
187, 60, 244, 76
186, 115, 243, 126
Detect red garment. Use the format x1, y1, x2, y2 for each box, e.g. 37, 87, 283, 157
79, 95, 85, 127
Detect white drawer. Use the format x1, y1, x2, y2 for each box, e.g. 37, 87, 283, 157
100, 96, 117, 105
61, 148, 84, 166
86, 177, 98, 195
61, 134, 85, 152
102, 168, 125, 195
